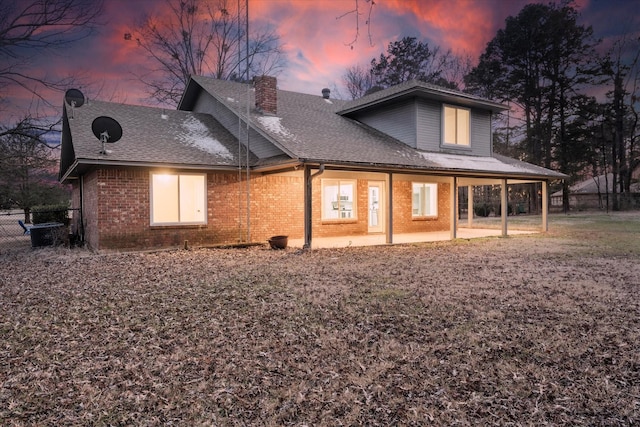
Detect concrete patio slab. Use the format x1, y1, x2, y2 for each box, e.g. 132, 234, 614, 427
288, 228, 538, 249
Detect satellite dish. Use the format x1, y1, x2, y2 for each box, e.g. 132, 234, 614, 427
64, 88, 85, 107
91, 116, 122, 154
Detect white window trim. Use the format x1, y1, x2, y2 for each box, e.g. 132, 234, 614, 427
412, 182, 438, 218
442, 104, 471, 147
150, 172, 207, 226
321, 178, 357, 221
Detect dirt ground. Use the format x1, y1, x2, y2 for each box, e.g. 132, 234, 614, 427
1, 212, 639, 425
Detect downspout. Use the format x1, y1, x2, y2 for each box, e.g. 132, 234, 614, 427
303, 164, 325, 250
79, 175, 85, 245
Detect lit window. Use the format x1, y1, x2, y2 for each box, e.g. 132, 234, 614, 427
322, 179, 356, 220
443, 105, 470, 146
412, 183, 438, 217
151, 173, 206, 225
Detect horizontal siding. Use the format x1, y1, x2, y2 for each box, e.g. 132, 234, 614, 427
354, 100, 417, 148
192, 91, 284, 159
470, 110, 491, 156
416, 99, 441, 151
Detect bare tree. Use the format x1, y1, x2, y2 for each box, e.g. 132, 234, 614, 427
131, 0, 286, 106
0, 117, 68, 218
336, 0, 376, 49
0, 0, 103, 106
437, 50, 473, 90
342, 64, 374, 99
600, 31, 640, 209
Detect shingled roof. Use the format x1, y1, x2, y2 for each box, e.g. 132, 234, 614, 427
60, 99, 252, 181
184, 76, 566, 180
337, 79, 509, 115
60, 77, 566, 182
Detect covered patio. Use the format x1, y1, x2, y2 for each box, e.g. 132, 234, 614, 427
289, 225, 539, 249
296, 171, 551, 250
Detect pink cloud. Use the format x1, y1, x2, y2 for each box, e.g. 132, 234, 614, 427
3, 0, 636, 119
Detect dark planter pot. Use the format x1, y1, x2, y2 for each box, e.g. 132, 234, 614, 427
30, 222, 66, 248
268, 235, 288, 250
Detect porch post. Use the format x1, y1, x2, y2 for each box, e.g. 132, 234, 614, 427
501, 179, 508, 236
450, 177, 457, 239
467, 185, 473, 228
541, 180, 548, 232
387, 173, 393, 244
303, 165, 312, 249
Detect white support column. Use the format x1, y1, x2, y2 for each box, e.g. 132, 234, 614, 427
541, 180, 548, 232
467, 185, 473, 228
501, 179, 508, 237
450, 177, 457, 240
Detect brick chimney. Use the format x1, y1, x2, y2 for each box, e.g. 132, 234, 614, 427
254, 75, 277, 115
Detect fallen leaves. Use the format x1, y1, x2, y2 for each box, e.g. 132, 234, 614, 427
1, 214, 640, 425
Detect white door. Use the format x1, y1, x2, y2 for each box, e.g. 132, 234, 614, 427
368, 182, 384, 233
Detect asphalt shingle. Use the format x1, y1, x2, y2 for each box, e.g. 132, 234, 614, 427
190, 76, 565, 179
65, 99, 251, 168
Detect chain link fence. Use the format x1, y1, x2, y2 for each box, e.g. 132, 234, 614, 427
0, 209, 81, 254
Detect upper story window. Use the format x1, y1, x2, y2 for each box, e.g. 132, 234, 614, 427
443, 105, 470, 146
151, 173, 206, 225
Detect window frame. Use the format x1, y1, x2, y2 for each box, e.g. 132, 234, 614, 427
321, 178, 357, 221
442, 104, 471, 147
150, 172, 207, 226
412, 182, 438, 218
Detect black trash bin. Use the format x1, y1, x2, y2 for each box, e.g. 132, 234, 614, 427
30, 222, 65, 247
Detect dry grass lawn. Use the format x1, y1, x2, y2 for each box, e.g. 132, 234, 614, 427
1, 212, 639, 425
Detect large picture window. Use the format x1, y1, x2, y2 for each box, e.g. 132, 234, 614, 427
412, 183, 438, 217
443, 105, 470, 146
322, 179, 356, 220
151, 173, 206, 225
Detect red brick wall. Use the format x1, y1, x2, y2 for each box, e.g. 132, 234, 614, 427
95, 169, 255, 250
312, 178, 369, 238
250, 173, 305, 242
392, 180, 450, 233
81, 167, 453, 250
85, 167, 306, 250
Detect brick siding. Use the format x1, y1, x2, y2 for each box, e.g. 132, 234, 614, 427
74, 167, 453, 250
392, 180, 451, 233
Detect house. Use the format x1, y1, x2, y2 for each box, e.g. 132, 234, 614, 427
59, 76, 566, 251
551, 172, 640, 210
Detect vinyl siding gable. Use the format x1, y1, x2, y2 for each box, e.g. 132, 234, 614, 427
352, 97, 493, 157
416, 99, 441, 151
469, 109, 492, 157
351, 99, 417, 148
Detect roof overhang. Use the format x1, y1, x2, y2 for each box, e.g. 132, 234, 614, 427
338, 85, 509, 116
288, 159, 566, 181
60, 158, 240, 183
61, 155, 566, 184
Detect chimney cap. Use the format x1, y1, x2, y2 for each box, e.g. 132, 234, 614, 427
322, 88, 330, 99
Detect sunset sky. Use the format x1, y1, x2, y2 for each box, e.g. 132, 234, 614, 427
4, 0, 639, 124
